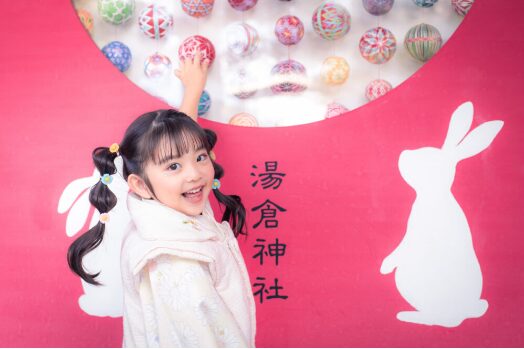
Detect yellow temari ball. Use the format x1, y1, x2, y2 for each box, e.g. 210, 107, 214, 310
77, 9, 94, 34
321, 56, 350, 85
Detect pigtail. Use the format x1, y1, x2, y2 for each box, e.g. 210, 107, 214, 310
67, 147, 118, 286
204, 129, 248, 238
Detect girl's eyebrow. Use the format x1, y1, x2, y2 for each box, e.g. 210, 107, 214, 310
157, 145, 206, 165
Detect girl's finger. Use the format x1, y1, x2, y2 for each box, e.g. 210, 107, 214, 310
202, 59, 210, 72
174, 69, 181, 78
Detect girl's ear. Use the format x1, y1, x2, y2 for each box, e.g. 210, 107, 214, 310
127, 174, 152, 199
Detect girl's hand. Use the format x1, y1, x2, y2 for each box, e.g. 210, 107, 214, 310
175, 50, 210, 121
175, 50, 210, 96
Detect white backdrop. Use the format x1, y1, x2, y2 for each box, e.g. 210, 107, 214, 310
73, 0, 465, 126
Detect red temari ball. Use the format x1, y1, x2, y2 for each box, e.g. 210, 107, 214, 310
178, 35, 216, 66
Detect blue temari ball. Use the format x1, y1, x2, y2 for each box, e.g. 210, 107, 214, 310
101, 41, 132, 72
413, 0, 438, 7
198, 90, 211, 116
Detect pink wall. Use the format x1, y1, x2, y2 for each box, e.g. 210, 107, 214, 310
1, 0, 523, 346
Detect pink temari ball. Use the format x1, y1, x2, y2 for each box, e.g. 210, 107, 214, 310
228, 0, 258, 11
270, 59, 308, 94
178, 35, 216, 66
229, 112, 259, 127
325, 102, 349, 119
138, 4, 173, 40
312, 2, 351, 40
275, 15, 304, 46
365, 79, 392, 101
359, 26, 396, 64
181, 0, 215, 18
451, 0, 474, 16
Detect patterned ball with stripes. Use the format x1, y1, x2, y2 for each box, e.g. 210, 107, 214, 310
226, 22, 259, 56
404, 23, 442, 62
312, 2, 351, 40
181, 0, 215, 18
138, 4, 173, 40
359, 26, 397, 64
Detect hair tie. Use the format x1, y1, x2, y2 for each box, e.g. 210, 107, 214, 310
109, 143, 120, 154
212, 178, 221, 190
100, 174, 113, 185
99, 213, 110, 224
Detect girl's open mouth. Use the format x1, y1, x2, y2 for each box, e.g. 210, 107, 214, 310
182, 186, 204, 203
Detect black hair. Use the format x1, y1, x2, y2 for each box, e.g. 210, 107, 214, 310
67, 109, 247, 285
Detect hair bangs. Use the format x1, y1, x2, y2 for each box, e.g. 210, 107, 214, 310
141, 117, 208, 166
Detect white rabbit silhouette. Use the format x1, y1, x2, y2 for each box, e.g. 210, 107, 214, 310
58, 157, 129, 317
380, 101, 503, 327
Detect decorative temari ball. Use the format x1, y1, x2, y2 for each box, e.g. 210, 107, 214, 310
228, 69, 257, 99
359, 26, 396, 64
412, 0, 438, 7
270, 59, 307, 94
178, 35, 216, 66
325, 102, 349, 118
144, 52, 172, 79
77, 9, 94, 34
228, 0, 258, 11
275, 15, 304, 46
229, 112, 259, 127
362, 0, 394, 16
312, 2, 351, 40
404, 23, 442, 62
365, 79, 392, 101
198, 90, 211, 116
98, 0, 135, 25
451, 0, 474, 16
181, 0, 215, 18
321, 56, 350, 85
102, 41, 132, 72
226, 22, 259, 56
138, 4, 173, 40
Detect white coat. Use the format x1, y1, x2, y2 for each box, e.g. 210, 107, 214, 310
120, 193, 257, 347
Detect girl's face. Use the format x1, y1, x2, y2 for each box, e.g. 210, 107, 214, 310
141, 142, 215, 217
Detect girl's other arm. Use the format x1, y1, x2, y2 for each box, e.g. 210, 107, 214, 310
175, 50, 210, 122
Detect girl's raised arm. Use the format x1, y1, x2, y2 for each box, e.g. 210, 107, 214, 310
175, 50, 210, 122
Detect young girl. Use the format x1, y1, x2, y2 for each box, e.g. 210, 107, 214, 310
67, 53, 256, 347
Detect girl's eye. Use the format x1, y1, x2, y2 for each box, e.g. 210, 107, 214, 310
168, 163, 181, 171
197, 153, 208, 162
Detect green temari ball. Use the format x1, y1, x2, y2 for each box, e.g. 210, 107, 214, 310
98, 0, 135, 25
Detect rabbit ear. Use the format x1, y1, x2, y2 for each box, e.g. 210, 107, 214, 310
442, 102, 474, 151
454, 120, 504, 161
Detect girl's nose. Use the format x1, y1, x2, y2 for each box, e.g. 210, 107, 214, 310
185, 163, 202, 181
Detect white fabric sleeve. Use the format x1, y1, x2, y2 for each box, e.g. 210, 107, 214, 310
138, 254, 248, 348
